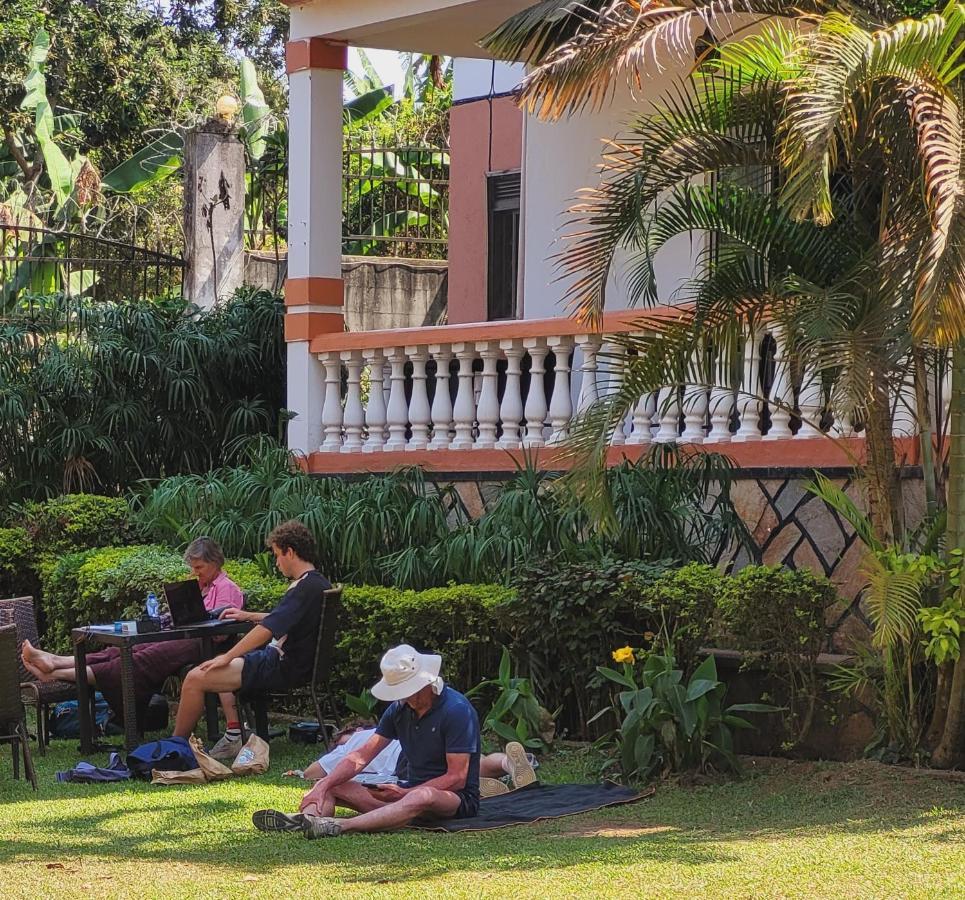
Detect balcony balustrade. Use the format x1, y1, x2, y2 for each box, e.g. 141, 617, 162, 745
304, 310, 944, 468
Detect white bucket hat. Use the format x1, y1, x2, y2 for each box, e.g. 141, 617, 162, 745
371, 644, 443, 701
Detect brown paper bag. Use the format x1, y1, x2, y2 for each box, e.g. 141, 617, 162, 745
189, 735, 233, 782
151, 768, 206, 785
230, 734, 269, 776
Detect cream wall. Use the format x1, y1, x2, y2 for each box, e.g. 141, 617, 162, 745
520, 58, 707, 320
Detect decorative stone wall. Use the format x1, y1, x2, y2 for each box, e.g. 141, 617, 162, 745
442, 470, 926, 653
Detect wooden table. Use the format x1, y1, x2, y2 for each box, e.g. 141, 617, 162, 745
71, 621, 252, 753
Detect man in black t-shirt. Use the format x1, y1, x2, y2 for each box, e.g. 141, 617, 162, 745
171, 520, 331, 741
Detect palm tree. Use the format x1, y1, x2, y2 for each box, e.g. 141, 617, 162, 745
483, 2, 965, 764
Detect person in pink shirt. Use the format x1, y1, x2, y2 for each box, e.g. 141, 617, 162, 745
23, 537, 246, 752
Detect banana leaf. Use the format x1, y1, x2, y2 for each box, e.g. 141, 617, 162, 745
240, 56, 270, 161
101, 131, 183, 193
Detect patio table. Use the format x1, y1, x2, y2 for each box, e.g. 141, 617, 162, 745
71, 621, 253, 753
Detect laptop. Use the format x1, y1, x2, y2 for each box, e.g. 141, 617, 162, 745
163, 579, 222, 627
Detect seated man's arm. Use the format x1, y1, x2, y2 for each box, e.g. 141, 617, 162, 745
198, 624, 272, 670
220, 608, 269, 623
299, 733, 389, 811
413, 753, 470, 793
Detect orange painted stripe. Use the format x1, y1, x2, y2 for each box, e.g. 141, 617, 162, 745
285, 277, 344, 308
286, 39, 348, 74
285, 311, 344, 342
301, 436, 918, 475
309, 307, 692, 354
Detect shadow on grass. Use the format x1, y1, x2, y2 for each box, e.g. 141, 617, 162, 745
1, 743, 963, 886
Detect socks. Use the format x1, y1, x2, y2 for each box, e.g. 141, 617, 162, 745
225, 721, 241, 739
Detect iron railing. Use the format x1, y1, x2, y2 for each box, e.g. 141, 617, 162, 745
0, 223, 184, 306
243, 141, 451, 260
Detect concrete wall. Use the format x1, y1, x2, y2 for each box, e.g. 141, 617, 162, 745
244, 252, 447, 331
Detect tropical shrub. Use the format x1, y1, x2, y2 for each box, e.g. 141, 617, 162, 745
717, 566, 835, 745
0, 288, 284, 506
467, 647, 556, 752
595, 650, 780, 782
137, 443, 749, 590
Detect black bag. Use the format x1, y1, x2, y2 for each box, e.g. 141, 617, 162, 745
142, 693, 169, 732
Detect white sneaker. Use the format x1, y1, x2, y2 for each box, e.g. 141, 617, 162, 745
504, 741, 538, 789
208, 731, 243, 761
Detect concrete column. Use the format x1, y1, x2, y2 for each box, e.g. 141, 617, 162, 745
183, 119, 245, 309
284, 38, 347, 455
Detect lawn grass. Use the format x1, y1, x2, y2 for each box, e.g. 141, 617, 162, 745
1, 735, 962, 899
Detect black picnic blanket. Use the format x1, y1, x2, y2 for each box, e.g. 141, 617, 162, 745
415, 781, 654, 832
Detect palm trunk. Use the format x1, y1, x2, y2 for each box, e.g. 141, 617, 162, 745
864, 375, 902, 545
933, 343, 965, 769
912, 347, 938, 520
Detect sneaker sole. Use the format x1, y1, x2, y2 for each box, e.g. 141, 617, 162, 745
252, 809, 305, 833
479, 776, 510, 798
505, 741, 537, 789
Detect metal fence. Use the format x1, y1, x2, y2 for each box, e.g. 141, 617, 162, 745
243, 141, 450, 260
0, 223, 184, 307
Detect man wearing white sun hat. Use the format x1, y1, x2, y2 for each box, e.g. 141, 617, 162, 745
253, 644, 481, 838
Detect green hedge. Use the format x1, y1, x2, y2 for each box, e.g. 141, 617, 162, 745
0, 526, 35, 599
22, 494, 137, 557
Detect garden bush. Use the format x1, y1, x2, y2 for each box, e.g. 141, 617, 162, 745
717, 565, 836, 745
0, 526, 35, 599
21, 494, 137, 557
508, 556, 674, 736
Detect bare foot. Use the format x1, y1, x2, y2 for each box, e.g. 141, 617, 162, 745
21, 639, 56, 674
23, 657, 60, 683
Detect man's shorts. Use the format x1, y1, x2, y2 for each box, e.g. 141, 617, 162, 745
403, 781, 479, 819
240, 646, 288, 694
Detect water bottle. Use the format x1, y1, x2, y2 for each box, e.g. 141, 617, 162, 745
146, 591, 159, 619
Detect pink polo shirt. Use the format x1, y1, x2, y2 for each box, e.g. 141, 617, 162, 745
201, 571, 244, 611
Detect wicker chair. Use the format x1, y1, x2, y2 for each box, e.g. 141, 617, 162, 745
0, 596, 76, 752
239, 585, 342, 742
0, 623, 37, 789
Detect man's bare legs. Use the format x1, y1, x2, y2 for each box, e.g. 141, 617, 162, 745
481, 752, 508, 777
333, 784, 461, 834
173, 658, 244, 737
22, 641, 96, 685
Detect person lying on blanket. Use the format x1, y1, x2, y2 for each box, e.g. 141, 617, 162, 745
300, 716, 537, 798
254, 644, 523, 838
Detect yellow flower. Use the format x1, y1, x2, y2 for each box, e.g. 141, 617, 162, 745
612, 646, 635, 665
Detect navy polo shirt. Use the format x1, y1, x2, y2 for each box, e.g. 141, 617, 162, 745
375, 686, 480, 799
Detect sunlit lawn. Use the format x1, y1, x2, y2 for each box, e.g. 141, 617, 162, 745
1, 734, 962, 899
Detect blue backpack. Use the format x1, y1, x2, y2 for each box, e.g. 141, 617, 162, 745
126, 737, 197, 779
51, 693, 114, 738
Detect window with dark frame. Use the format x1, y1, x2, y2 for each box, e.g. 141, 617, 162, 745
487, 171, 521, 321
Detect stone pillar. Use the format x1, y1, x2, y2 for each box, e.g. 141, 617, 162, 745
183, 119, 245, 309
283, 38, 347, 455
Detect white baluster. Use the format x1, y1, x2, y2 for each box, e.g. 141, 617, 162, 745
428, 344, 452, 450
497, 339, 525, 449
764, 327, 793, 440
626, 391, 655, 445
384, 346, 409, 451
362, 349, 386, 452
475, 341, 500, 448
319, 351, 343, 452
450, 342, 477, 449
522, 338, 549, 448
733, 326, 763, 442
796, 363, 824, 438
653, 385, 681, 443
404, 345, 431, 450
340, 350, 364, 452
602, 340, 628, 445
680, 383, 708, 443
575, 334, 602, 414
546, 335, 574, 444
706, 387, 734, 442
832, 409, 856, 438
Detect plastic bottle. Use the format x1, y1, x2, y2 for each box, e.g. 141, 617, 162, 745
146, 591, 159, 618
